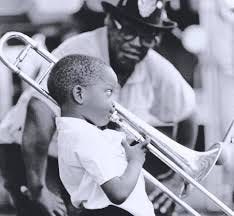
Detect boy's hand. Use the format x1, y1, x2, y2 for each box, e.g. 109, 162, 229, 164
122, 138, 149, 166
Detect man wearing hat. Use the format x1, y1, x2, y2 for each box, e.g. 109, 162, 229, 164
0, 0, 197, 216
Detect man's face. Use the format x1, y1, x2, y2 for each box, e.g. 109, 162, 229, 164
108, 16, 161, 70
82, 67, 118, 127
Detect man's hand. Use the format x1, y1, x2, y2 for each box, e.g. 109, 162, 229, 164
218, 142, 234, 168
217, 142, 234, 185
21, 185, 67, 216
22, 98, 65, 216
148, 173, 186, 215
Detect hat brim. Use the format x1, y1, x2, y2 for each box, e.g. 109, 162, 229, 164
101, 2, 177, 32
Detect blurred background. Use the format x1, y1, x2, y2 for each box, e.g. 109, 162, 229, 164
0, 0, 234, 215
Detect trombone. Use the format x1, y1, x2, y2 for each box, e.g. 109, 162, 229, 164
0, 31, 233, 216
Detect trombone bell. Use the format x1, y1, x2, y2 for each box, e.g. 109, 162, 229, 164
0, 31, 233, 216
111, 102, 221, 183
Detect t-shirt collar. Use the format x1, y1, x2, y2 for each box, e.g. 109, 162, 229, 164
56, 117, 95, 131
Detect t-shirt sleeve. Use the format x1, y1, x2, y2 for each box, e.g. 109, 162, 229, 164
148, 50, 196, 123
74, 133, 121, 185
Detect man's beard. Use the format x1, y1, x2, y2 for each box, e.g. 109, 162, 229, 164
118, 56, 137, 71
112, 59, 136, 87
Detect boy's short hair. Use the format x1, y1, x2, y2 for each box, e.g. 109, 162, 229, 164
47, 54, 108, 106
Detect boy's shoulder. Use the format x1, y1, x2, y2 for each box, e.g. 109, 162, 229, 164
56, 117, 105, 145
56, 116, 97, 131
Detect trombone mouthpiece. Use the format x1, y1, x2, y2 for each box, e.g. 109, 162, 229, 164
109, 111, 120, 123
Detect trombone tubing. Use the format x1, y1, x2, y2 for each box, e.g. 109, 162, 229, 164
0, 31, 232, 216
143, 170, 200, 216
114, 102, 234, 216
0, 31, 202, 216
0, 31, 201, 216
0, 32, 57, 104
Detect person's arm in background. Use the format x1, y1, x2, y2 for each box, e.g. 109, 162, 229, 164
176, 111, 198, 149
22, 97, 67, 216
146, 51, 198, 214
146, 113, 198, 215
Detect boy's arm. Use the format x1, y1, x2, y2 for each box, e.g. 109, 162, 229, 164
101, 160, 142, 204
101, 141, 146, 204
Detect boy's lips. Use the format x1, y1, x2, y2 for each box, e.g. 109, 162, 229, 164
108, 108, 116, 120
108, 112, 114, 119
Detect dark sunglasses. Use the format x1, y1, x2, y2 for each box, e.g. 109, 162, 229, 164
112, 19, 161, 48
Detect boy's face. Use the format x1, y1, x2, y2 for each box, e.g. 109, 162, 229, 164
82, 67, 118, 127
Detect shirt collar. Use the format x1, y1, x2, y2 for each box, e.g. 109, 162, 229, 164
124, 59, 147, 85
56, 117, 96, 131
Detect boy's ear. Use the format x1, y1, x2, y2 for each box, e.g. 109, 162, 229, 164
72, 85, 84, 104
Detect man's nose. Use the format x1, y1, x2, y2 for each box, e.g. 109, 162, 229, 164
130, 35, 141, 47
154, 35, 161, 46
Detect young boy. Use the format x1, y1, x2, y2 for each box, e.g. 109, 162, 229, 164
47, 54, 155, 216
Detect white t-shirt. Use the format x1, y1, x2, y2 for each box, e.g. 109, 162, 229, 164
56, 117, 155, 216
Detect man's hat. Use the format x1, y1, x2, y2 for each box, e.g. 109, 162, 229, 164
101, 0, 177, 32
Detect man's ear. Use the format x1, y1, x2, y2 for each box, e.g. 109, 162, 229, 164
72, 85, 84, 104
104, 14, 111, 26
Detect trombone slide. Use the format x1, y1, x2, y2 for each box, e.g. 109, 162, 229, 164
0, 31, 233, 216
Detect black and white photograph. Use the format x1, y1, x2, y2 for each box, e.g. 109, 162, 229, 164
0, 0, 233, 215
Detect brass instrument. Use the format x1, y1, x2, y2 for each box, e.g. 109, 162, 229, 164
0, 31, 233, 216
